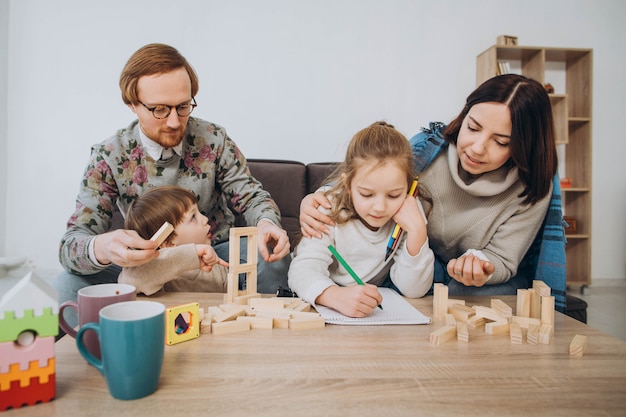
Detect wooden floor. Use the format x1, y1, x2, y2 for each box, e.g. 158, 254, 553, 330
568, 278, 626, 341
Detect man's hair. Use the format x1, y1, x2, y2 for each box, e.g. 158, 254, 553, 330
119, 43, 199, 105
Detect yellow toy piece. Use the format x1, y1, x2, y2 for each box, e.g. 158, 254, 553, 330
165, 303, 200, 345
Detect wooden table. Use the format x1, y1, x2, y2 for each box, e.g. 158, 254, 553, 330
9, 293, 626, 417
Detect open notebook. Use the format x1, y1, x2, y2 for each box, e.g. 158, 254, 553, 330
314, 287, 431, 325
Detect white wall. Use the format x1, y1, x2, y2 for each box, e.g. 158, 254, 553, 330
3, 0, 625, 280
0, 0, 8, 256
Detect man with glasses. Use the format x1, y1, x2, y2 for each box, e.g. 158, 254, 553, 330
56, 44, 291, 327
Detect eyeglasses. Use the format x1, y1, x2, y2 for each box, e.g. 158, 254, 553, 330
138, 98, 197, 119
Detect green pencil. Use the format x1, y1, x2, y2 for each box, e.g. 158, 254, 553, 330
328, 244, 382, 310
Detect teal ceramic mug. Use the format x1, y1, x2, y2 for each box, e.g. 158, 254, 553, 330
76, 300, 165, 400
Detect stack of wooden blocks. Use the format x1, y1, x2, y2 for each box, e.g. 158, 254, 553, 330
201, 296, 325, 335
430, 280, 588, 356
200, 226, 325, 335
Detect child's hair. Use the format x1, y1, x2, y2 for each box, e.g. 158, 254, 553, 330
124, 186, 199, 244
323, 121, 414, 224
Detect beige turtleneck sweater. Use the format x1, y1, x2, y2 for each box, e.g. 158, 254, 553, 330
418, 145, 551, 284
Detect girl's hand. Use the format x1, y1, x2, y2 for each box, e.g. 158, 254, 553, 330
447, 254, 495, 287
195, 244, 229, 272
299, 192, 334, 238
392, 196, 427, 257
315, 284, 382, 318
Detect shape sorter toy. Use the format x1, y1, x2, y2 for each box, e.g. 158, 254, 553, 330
0, 272, 58, 410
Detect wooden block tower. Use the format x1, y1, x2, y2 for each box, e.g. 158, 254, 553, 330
0, 272, 58, 410
225, 227, 260, 304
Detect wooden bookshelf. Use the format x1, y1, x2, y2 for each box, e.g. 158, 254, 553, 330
477, 45, 593, 289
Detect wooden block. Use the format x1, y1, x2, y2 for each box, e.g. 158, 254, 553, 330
433, 284, 448, 321
249, 298, 286, 310
444, 314, 457, 327
288, 317, 326, 330
450, 304, 475, 322
491, 299, 512, 318
456, 322, 469, 343
533, 280, 551, 297
273, 317, 290, 329
510, 323, 523, 344
429, 325, 456, 346
211, 320, 251, 335
252, 309, 293, 319
233, 293, 261, 305
219, 302, 244, 311
473, 306, 506, 323
207, 306, 223, 320
289, 311, 321, 319
200, 320, 212, 334
291, 302, 312, 312
236, 316, 274, 330
485, 321, 510, 335
569, 334, 588, 357
541, 295, 555, 325
527, 324, 539, 345
150, 221, 174, 247
214, 305, 247, 323
529, 289, 541, 319
511, 316, 541, 329
447, 299, 466, 309
282, 298, 305, 310
466, 315, 486, 329
516, 289, 530, 317
538, 324, 553, 345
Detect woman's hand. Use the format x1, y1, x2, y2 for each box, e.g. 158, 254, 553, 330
299, 192, 334, 238
447, 254, 495, 287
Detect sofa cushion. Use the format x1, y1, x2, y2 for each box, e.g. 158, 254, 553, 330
306, 162, 338, 194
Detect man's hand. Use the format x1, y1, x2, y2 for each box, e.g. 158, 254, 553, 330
299, 192, 334, 238
93, 229, 159, 267
257, 219, 290, 262
447, 254, 495, 287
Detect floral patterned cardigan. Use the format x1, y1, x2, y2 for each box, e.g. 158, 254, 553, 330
59, 117, 281, 275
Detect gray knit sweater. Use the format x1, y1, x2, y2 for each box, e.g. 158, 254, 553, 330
419, 145, 551, 284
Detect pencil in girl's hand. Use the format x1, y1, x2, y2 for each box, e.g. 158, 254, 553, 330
328, 244, 383, 310
384, 176, 419, 261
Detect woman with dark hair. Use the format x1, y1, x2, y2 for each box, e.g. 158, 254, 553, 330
299, 74, 566, 311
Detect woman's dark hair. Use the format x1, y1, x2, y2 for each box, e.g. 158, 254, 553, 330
445, 74, 557, 205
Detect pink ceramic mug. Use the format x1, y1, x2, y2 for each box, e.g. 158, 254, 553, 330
59, 283, 136, 359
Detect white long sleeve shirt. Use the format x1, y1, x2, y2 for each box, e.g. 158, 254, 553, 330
288, 204, 434, 306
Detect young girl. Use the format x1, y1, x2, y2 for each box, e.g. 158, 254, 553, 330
119, 186, 229, 295
288, 121, 434, 318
